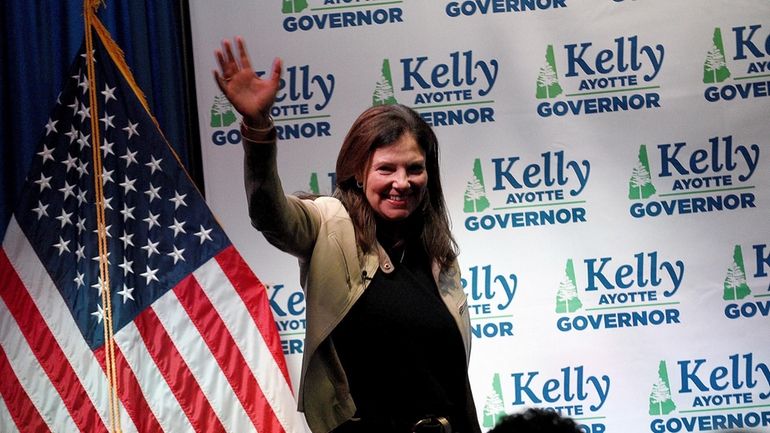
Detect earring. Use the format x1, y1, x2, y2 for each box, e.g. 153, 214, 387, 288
356, 180, 363, 189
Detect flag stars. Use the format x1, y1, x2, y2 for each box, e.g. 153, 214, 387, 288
167, 245, 186, 264
118, 257, 134, 276
100, 112, 115, 130
194, 225, 213, 244
80, 49, 95, 62
117, 285, 135, 303
93, 224, 113, 239
32, 201, 49, 220
120, 204, 136, 222
34, 173, 53, 191
62, 154, 78, 172
102, 139, 114, 157
38, 144, 55, 163
65, 125, 79, 143
119, 176, 137, 194
91, 276, 106, 292
169, 218, 187, 238
145, 183, 161, 202
123, 121, 139, 139
143, 212, 161, 230
55, 209, 73, 228
140, 265, 160, 285
53, 236, 70, 255
77, 190, 88, 206
77, 132, 92, 150
77, 102, 91, 122
68, 100, 80, 117
74, 271, 86, 289
120, 148, 138, 167
170, 191, 188, 210
91, 303, 104, 324
91, 251, 111, 265
76, 216, 87, 234
142, 239, 160, 257
44, 118, 59, 136
78, 76, 90, 94
101, 84, 116, 103
76, 160, 90, 177
145, 156, 163, 174
75, 244, 86, 261
119, 230, 135, 247
59, 181, 76, 200
101, 168, 114, 185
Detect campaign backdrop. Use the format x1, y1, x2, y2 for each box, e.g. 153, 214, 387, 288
189, 1, 770, 432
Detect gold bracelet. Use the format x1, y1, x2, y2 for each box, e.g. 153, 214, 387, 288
241, 116, 274, 134
242, 137, 274, 144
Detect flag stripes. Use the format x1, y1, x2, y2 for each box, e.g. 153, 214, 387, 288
207, 248, 302, 428
0, 248, 108, 433
174, 274, 280, 433
133, 307, 228, 433
215, 247, 292, 386
115, 321, 194, 432
2, 219, 133, 431
0, 346, 49, 433
94, 345, 159, 433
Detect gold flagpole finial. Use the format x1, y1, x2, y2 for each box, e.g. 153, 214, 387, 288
84, 0, 106, 15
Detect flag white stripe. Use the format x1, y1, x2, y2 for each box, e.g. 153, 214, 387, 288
115, 321, 193, 433
2, 217, 137, 433
0, 299, 75, 432
194, 258, 309, 432
0, 396, 21, 433
152, 290, 254, 433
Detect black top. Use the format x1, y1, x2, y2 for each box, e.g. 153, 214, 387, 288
330, 240, 471, 432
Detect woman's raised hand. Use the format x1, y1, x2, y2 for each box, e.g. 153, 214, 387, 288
213, 37, 281, 124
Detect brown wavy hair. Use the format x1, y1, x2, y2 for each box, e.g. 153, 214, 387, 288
333, 104, 458, 269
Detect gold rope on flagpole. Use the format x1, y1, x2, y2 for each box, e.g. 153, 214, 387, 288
84, 1, 122, 432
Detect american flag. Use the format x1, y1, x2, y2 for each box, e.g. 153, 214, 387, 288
0, 22, 307, 433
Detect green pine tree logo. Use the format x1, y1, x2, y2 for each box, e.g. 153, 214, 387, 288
482, 373, 507, 428
309, 172, 320, 195
282, 0, 308, 14
373, 59, 398, 106
210, 94, 237, 128
703, 28, 731, 84
464, 159, 490, 213
649, 361, 677, 416
556, 259, 582, 313
536, 45, 563, 99
723, 245, 751, 300
629, 145, 657, 200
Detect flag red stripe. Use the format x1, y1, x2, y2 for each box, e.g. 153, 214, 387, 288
0, 250, 108, 433
215, 246, 292, 387
0, 345, 51, 433
174, 273, 285, 433
133, 305, 226, 433
93, 346, 162, 433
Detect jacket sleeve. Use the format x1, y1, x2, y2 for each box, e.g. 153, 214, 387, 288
242, 130, 321, 259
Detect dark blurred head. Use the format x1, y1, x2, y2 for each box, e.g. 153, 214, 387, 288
489, 408, 582, 433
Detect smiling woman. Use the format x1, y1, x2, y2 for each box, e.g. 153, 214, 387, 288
214, 36, 481, 433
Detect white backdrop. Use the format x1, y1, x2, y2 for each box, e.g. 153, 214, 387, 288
190, 1, 770, 431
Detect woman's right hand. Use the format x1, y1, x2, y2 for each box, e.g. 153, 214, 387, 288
213, 37, 282, 125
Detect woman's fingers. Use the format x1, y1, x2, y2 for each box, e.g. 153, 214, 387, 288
236, 37, 252, 71
270, 57, 282, 86
223, 39, 237, 68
